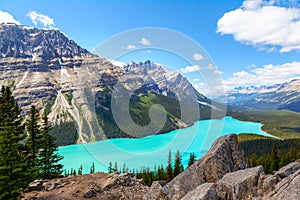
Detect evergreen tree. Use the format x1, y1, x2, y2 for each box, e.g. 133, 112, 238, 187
166, 150, 173, 182
108, 162, 113, 173
37, 114, 63, 179
173, 150, 183, 177
0, 86, 31, 199
26, 105, 42, 169
188, 152, 196, 167
270, 146, 280, 172
90, 162, 95, 174
113, 162, 118, 172
78, 165, 83, 175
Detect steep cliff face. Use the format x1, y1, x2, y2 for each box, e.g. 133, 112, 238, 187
0, 23, 123, 143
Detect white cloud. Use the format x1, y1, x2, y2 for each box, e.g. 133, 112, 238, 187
217, 0, 300, 52
193, 53, 204, 61
27, 11, 55, 28
139, 37, 150, 46
126, 44, 136, 50
213, 69, 223, 75
178, 65, 201, 73
193, 78, 200, 82
0, 10, 20, 24
224, 62, 300, 89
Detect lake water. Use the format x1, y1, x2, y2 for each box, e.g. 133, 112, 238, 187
59, 116, 273, 174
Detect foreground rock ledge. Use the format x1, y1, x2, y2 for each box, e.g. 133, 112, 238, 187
23, 134, 300, 200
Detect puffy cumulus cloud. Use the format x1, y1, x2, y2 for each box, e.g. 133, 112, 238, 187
126, 44, 136, 50
27, 11, 55, 28
217, 0, 300, 52
224, 62, 300, 89
193, 53, 204, 61
178, 65, 201, 73
139, 37, 150, 46
0, 10, 20, 24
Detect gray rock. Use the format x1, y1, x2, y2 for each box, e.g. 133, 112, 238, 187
264, 168, 300, 200
160, 134, 247, 200
43, 182, 58, 191
28, 180, 43, 191
181, 183, 218, 200
83, 189, 94, 198
143, 181, 164, 200
274, 160, 300, 178
216, 166, 264, 200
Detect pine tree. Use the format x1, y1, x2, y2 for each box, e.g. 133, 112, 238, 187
0, 86, 31, 199
113, 162, 118, 172
108, 162, 113, 173
37, 114, 63, 179
166, 150, 173, 182
173, 150, 183, 177
270, 146, 280, 172
26, 105, 42, 169
188, 152, 196, 167
78, 165, 83, 175
90, 162, 95, 174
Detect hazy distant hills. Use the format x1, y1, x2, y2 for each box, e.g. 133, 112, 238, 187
220, 79, 300, 112
0, 23, 220, 145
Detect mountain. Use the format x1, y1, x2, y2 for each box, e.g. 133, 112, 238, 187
221, 79, 300, 112
0, 23, 220, 145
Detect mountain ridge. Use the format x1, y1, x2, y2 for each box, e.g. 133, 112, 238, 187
0, 24, 218, 145
221, 79, 300, 112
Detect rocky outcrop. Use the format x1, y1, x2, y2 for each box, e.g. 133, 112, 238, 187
144, 134, 300, 200
179, 161, 300, 200
155, 134, 247, 200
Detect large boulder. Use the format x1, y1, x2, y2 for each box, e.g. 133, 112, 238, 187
155, 134, 247, 200
216, 166, 264, 200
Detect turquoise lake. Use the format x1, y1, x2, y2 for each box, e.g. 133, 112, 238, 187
59, 116, 273, 174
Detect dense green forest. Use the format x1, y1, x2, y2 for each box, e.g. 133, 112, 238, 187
229, 109, 300, 139
96, 89, 224, 139
0, 86, 63, 199
238, 134, 300, 173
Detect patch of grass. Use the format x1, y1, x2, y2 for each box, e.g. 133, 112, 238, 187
44, 95, 57, 115
63, 93, 73, 106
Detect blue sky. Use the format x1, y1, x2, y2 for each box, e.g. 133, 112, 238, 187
1, 0, 300, 93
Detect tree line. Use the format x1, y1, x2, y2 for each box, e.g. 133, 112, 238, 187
0, 86, 63, 199
247, 145, 300, 174
106, 151, 196, 186
65, 151, 196, 187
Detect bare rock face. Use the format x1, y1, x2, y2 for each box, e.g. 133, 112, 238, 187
156, 134, 247, 200
181, 183, 218, 200
216, 166, 264, 200
262, 161, 300, 200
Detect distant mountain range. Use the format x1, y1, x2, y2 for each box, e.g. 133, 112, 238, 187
0, 23, 222, 145
220, 79, 300, 112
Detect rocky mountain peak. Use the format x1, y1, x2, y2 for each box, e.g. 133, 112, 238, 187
0, 23, 91, 61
